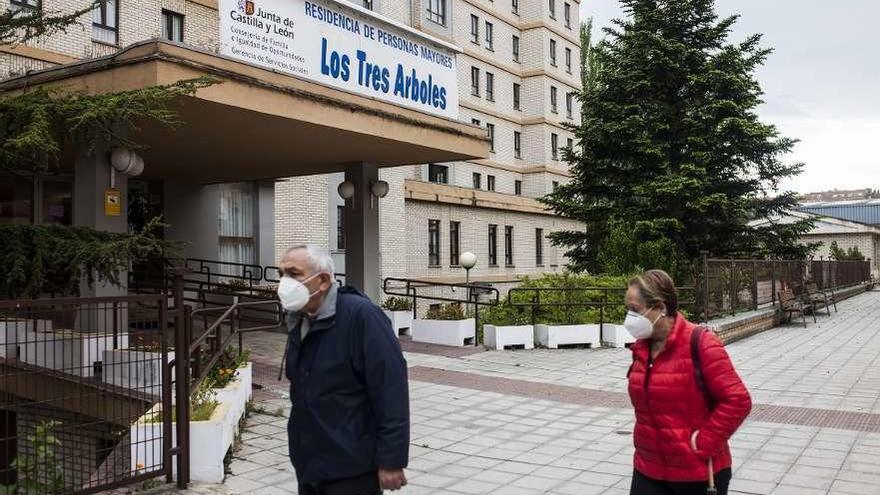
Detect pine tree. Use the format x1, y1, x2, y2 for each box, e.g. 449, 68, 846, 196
544, 0, 814, 275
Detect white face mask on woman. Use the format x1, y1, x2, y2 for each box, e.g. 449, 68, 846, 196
623, 308, 665, 340
277, 273, 322, 312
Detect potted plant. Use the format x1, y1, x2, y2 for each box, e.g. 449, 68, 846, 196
381, 297, 414, 336
411, 304, 475, 347
480, 302, 534, 350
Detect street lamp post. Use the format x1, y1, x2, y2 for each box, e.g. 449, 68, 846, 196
460, 252, 477, 315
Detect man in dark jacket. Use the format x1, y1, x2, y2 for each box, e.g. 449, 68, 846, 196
278, 245, 409, 494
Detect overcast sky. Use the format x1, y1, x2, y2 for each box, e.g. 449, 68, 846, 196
580, 1, 880, 194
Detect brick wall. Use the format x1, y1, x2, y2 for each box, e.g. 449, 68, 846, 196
804, 233, 880, 275
274, 176, 329, 265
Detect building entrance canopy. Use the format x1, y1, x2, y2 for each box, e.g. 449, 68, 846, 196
0, 40, 488, 184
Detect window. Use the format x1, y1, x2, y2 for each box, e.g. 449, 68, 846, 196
470, 15, 479, 44
512, 35, 520, 62
162, 10, 184, 43
566, 92, 573, 118
487, 175, 496, 192
513, 83, 521, 110
427, 0, 446, 25
550, 39, 557, 66
549, 0, 556, 19
428, 163, 449, 184
41, 178, 72, 225
486, 72, 495, 101
551, 86, 558, 113
515, 180, 522, 196
218, 182, 256, 272
567, 137, 574, 150
450, 221, 460, 266
471, 67, 480, 96
565, 47, 572, 73
488, 225, 498, 265
514, 131, 522, 158
9, 0, 38, 14
512, 0, 519, 15
536, 229, 544, 266
564, 2, 571, 28
336, 206, 345, 250
428, 220, 441, 266
473, 172, 482, 189
362, 0, 374, 10
504, 226, 514, 266
472, 118, 481, 126
0, 175, 33, 224
551, 133, 559, 160
92, 0, 118, 45
485, 22, 494, 50
553, 181, 560, 191
487, 123, 495, 152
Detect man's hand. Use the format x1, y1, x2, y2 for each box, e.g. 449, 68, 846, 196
378, 468, 407, 491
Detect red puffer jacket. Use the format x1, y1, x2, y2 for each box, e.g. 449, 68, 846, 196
628, 314, 752, 482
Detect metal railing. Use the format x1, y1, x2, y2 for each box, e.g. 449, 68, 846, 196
507, 286, 699, 334
0, 294, 173, 494
700, 255, 872, 320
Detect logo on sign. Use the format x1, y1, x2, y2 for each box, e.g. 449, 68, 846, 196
238, 0, 255, 15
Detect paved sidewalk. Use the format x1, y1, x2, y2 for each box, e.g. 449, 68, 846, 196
187, 290, 880, 495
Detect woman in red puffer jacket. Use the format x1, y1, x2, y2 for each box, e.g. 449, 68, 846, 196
625, 270, 751, 495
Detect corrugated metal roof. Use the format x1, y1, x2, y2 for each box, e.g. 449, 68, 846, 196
798, 201, 880, 226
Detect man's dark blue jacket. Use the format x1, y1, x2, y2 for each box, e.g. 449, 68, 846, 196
284, 286, 409, 484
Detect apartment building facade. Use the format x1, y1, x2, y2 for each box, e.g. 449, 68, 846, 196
283, 0, 584, 289
0, 0, 582, 297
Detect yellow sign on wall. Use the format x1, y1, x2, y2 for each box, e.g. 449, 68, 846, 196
104, 188, 121, 217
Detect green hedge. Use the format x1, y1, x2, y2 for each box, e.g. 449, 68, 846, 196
482, 272, 631, 327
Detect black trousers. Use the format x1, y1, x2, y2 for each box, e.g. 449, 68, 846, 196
298, 471, 381, 495
630, 469, 732, 495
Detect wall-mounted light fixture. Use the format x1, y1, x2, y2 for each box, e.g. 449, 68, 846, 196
337, 180, 356, 200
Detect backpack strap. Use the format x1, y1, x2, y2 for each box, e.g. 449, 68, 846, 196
691, 326, 716, 410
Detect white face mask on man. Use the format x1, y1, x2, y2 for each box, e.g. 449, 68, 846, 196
277, 273, 322, 312
623, 308, 666, 340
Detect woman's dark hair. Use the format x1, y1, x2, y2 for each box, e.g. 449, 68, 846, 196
629, 269, 678, 315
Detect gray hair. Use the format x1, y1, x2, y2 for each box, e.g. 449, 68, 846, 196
283, 245, 336, 277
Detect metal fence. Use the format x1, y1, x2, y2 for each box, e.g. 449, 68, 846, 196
700, 256, 872, 320
0, 295, 173, 494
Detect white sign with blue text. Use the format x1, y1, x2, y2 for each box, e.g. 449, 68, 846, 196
219, 0, 460, 119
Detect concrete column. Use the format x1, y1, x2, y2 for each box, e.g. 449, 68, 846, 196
74, 149, 128, 298
344, 162, 381, 302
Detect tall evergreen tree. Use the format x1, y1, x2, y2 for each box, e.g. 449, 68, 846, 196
545, 0, 814, 275
579, 18, 600, 95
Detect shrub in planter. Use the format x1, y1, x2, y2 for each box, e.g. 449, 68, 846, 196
381, 297, 413, 312
425, 304, 466, 321
206, 346, 252, 389
480, 301, 534, 350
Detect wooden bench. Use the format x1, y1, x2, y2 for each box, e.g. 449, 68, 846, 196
805, 282, 837, 315
778, 289, 812, 327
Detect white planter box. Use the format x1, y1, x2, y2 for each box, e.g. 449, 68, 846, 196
0, 319, 51, 358
484, 325, 535, 351
411, 319, 475, 347
384, 310, 414, 336
131, 362, 252, 483
102, 350, 175, 397
602, 324, 636, 348
535, 324, 601, 349
20, 331, 128, 376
